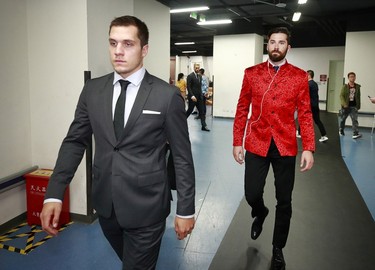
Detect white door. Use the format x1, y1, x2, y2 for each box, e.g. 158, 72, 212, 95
327, 60, 344, 113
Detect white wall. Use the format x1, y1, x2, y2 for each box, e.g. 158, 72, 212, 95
27, 0, 89, 216
135, 0, 170, 82
0, 0, 31, 224
87, 0, 133, 78
213, 34, 263, 117
0, 2, 32, 178
344, 31, 375, 127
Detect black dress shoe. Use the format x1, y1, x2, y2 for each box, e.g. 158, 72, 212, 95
271, 247, 286, 270
251, 207, 269, 240
201, 126, 210, 132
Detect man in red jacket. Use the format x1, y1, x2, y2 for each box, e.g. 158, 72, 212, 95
233, 27, 315, 270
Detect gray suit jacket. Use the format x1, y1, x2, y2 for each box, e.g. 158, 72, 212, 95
45, 71, 195, 228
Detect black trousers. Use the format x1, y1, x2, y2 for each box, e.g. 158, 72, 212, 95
186, 97, 207, 128
98, 207, 166, 270
298, 105, 326, 137
244, 139, 296, 248
311, 106, 327, 136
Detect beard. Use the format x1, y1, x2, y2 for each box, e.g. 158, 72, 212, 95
268, 49, 287, 62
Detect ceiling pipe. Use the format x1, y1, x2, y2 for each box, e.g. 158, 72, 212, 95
255, 0, 286, 8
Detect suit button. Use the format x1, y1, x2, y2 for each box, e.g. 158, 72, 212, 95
114, 147, 119, 152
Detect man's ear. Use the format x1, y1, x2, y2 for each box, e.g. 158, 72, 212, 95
142, 44, 149, 57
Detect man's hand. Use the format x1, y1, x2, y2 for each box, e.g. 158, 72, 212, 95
233, 146, 244, 164
300, 150, 314, 172
40, 202, 62, 236
174, 216, 195, 240
191, 96, 197, 102
370, 97, 375, 104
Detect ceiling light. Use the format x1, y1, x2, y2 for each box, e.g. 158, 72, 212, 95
197, 19, 232, 25
292, 12, 301, 21
298, 0, 308, 4
170, 6, 209, 13
175, 42, 195, 45
182, 50, 197, 53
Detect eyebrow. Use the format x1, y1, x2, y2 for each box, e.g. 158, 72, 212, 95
109, 38, 135, 43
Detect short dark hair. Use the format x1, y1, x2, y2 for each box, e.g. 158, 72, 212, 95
347, 72, 356, 78
109, 15, 149, 47
267, 27, 291, 44
177, 73, 184, 81
199, 68, 205, 74
307, 70, 314, 78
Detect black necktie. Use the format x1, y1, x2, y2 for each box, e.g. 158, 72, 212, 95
273, 66, 279, 72
113, 80, 130, 140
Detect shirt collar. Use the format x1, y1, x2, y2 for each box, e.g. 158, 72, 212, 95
268, 59, 286, 68
113, 67, 146, 87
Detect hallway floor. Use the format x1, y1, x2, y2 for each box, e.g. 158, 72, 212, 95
0, 111, 374, 270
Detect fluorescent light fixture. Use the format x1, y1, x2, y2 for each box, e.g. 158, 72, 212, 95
182, 50, 197, 53
197, 19, 232, 25
170, 6, 209, 13
174, 42, 195, 45
292, 12, 301, 21
298, 0, 308, 4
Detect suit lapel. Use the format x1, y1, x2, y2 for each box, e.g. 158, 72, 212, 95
121, 72, 152, 138
100, 73, 117, 143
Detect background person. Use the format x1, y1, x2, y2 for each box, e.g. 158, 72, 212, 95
176, 72, 187, 100
297, 70, 328, 142
186, 63, 210, 131
339, 72, 362, 139
199, 68, 209, 116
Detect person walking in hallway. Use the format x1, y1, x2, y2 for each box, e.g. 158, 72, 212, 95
40, 15, 195, 270
297, 70, 328, 142
339, 72, 362, 139
186, 63, 210, 131
232, 27, 315, 270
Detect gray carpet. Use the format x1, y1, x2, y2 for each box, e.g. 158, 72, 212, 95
209, 112, 375, 270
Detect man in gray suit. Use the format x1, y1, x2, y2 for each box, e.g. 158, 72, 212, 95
40, 15, 195, 270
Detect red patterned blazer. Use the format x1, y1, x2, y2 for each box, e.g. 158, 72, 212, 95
233, 60, 315, 157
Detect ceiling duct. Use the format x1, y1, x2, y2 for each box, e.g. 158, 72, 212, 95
255, 0, 286, 8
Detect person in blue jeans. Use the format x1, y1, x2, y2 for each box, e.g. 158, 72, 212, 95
339, 72, 362, 139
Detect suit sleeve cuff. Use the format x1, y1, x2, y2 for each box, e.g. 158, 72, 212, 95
44, 198, 62, 204
176, 214, 195, 219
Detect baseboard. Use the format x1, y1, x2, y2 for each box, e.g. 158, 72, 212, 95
70, 212, 98, 224
0, 212, 97, 235
0, 213, 27, 235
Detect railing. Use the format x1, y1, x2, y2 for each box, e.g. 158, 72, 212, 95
0, 166, 38, 194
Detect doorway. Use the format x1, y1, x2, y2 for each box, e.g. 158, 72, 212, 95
327, 60, 344, 113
